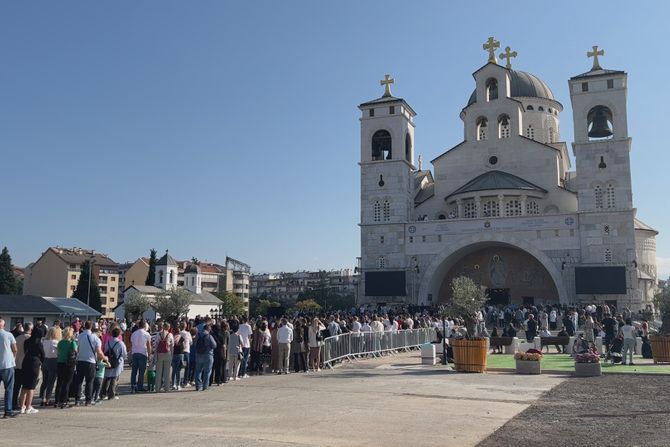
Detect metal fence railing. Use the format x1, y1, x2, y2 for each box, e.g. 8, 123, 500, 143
322, 328, 437, 368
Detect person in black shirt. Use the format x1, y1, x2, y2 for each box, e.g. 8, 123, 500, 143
526, 314, 538, 342
601, 314, 617, 353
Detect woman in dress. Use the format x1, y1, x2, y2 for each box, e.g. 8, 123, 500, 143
55, 327, 78, 408
39, 325, 61, 407
20, 327, 45, 414
227, 320, 242, 380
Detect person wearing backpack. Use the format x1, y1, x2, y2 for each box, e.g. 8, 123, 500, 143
102, 327, 126, 400
194, 324, 217, 391
154, 323, 174, 393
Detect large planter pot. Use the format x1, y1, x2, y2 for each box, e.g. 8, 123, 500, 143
451, 338, 488, 373
650, 335, 670, 364
515, 359, 541, 375
574, 362, 602, 377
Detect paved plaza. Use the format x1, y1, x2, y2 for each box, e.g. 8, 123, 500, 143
1, 353, 565, 446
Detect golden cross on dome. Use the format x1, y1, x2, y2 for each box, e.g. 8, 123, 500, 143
587, 45, 604, 70
483, 37, 500, 64
499, 46, 518, 69
380, 74, 394, 97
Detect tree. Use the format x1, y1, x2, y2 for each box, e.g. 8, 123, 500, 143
152, 288, 192, 325
72, 260, 102, 313
123, 290, 152, 321
291, 299, 321, 313
442, 276, 488, 338
0, 247, 19, 295
215, 291, 246, 318
254, 299, 280, 317
654, 284, 670, 335
145, 248, 157, 286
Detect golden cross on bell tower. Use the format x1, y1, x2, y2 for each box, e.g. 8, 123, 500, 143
483, 36, 500, 64
499, 46, 518, 69
587, 45, 604, 71
380, 74, 394, 97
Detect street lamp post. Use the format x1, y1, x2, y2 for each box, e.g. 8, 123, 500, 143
86, 256, 96, 309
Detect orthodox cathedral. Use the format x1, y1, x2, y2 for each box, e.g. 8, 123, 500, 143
358, 38, 658, 311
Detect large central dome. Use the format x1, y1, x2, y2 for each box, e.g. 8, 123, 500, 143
467, 70, 555, 107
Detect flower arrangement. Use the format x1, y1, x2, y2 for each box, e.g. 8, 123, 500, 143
515, 349, 544, 361
575, 352, 600, 364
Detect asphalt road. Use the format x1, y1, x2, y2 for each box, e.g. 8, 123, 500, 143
1, 353, 565, 446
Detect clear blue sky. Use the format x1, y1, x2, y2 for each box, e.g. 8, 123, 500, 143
1, 1, 668, 278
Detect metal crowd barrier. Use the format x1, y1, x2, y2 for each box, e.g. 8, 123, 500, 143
322, 328, 437, 368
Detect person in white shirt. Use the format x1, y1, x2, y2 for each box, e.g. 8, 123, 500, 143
405, 316, 414, 330
237, 317, 253, 379
39, 326, 61, 407
130, 321, 152, 393
276, 319, 293, 374
361, 319, 371, 332
620, 318, 637, 365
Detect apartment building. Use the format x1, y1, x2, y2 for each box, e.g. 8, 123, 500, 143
250, 269, 358, 302
23, 246, 119, 318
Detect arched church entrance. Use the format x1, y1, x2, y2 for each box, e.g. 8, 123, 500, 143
437, 245, 559, 306
418, 234, 566, 307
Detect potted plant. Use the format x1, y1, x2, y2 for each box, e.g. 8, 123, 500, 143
574, 352, 602, 377
515, 349, 543, 374
442, 276, 489, 373
651, 284, 670, 364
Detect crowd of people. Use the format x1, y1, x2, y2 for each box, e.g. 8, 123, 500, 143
0, 302, 656, 419
0, 308, 441, 419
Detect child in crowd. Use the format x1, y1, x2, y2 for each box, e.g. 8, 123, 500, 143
147, 356, 157, 392
92, 357, 110, 403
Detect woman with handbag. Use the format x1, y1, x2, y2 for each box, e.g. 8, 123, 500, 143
307, 318, 326, 372
227, 320, 242, 381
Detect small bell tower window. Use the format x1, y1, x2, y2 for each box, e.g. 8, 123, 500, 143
476, 117, 488, 141
498, 115, 510, 139
371, 130, 392, 160
486, 78, 498, 101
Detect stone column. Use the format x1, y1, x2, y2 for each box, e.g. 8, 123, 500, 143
520, 195, 527, 216
457, 199, 463, 218
475, 196, 482, 218
497, 194, 505, 217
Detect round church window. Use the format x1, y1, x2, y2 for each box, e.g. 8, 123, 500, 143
489, 156, 498, 165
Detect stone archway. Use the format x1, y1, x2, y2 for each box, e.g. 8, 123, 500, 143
418, 233, 567, 306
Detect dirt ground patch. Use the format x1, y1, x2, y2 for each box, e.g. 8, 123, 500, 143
478, 374, 670, 447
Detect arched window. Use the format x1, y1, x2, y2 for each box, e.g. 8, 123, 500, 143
405, 133, 412, 162
526, 125, 535, 140
383, 200, 391, 221
538, 106, 544, 111
587, 105, 613, 140
486, 78, 498, 101
476, 117, 488, 141
482, 200, 499, 217
463, 201, 477, 219
373, 201, 381, 222
505, 199, 522, 216
548, 127, 555, 143
159, 270, 164, 284
191, 277, 194, 286
377, 256, 386, 269
604, 249, 613, 263
498, 115, 511, 139
526, 105, 534, 111
595, 185, 604, 209
606, 184, 615, 208
372, 130, 392, 161
526, 201, 540, 215
438, 214, 447, 220
169, 270, 174, 284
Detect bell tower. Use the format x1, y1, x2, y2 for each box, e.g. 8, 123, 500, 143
358, 75, 416, 298
569, 46, 637, 302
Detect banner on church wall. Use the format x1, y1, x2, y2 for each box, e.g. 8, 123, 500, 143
407, 214, 578, 236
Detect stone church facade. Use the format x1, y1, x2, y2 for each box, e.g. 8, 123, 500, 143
358, 40, 658, 311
